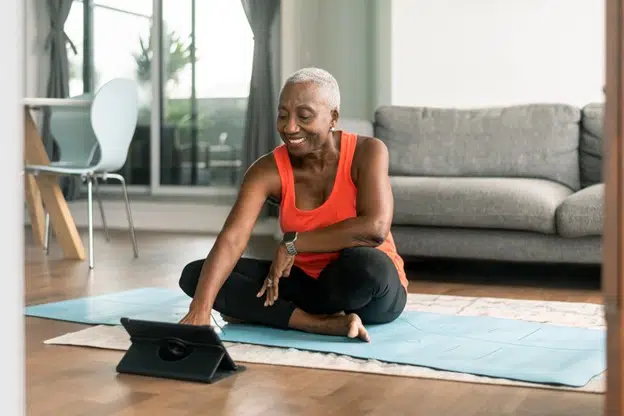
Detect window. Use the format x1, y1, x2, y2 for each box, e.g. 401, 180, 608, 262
160, 0, 253, 187
64, 1, 84, 96
64, 0, 254, 193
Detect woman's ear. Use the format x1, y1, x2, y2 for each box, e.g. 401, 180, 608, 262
331, 109, 340, 129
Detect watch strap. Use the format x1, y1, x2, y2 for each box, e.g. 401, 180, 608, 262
282, 232, 298, 255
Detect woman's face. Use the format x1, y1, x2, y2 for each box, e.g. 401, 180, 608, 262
276, 82, 338, 157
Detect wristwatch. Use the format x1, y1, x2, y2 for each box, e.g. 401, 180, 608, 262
282, 231, 298, 256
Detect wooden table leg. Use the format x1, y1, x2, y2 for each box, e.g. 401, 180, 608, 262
24, 172, 45, 246
23, 108, 86, 260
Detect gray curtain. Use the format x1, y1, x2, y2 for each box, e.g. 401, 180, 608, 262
241, 0, 280, 216
45, 0, 76, 99
44, 0, 81, 200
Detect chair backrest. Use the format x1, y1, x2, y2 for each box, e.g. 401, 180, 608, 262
49, 96, 98, 167
90, 78, 139, 172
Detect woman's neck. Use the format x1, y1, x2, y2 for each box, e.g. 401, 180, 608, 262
300, 131, 340, 170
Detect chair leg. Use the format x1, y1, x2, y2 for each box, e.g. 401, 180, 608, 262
43, 212, 50, 255
93, 179, 110, 242
106, 173, 138, 258
86, 176, 94, 269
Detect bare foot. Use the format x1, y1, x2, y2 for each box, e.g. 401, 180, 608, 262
344, 313, 370, 342
289, 310, 370, 342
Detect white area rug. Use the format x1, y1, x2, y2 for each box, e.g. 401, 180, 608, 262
43, 293, 605, 393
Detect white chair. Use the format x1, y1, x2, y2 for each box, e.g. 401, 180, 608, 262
24, 78, 140, 269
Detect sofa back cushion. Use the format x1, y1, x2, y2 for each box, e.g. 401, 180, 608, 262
374, 104, 581, 190
579, 103, 604, 188
337, 118, 374, 137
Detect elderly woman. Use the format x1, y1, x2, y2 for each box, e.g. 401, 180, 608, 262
179, 68, 408, 342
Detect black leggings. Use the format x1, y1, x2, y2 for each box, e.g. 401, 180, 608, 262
179, 247, 407, 330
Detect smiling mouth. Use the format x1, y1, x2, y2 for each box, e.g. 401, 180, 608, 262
287, 137, 307, 145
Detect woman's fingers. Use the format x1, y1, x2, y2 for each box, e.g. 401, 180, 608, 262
263, 278, 281, 306
264, 282, 275, 306
272, 278, 279, 303
256, 279, 268, 298
260, 257, 294, 306
260, 263, 292, 306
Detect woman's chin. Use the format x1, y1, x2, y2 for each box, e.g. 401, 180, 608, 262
285, 140, 310, 154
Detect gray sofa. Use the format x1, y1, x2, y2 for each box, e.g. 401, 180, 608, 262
339, 103, 604, 264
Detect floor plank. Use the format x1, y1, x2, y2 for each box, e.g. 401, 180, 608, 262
24, 228, 604, 415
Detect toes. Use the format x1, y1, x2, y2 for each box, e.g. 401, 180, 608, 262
345, 314, 370, 342
347, 322, 359, 338
359, 326, 370, 342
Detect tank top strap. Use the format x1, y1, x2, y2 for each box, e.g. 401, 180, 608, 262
272, 145, 293, 204
339, 131, 358, 188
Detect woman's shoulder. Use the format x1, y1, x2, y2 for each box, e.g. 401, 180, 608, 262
345, 133, 390, 185
248, 151, 280, 176
237, 152, 282, 201
352, 134, 389, 166
244, 152, 281, 194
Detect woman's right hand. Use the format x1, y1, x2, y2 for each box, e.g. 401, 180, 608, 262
179, 305, 213, 326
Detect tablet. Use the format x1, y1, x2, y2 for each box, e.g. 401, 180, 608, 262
116, 317, 246, 383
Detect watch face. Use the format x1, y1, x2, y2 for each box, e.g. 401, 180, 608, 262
283, 232, 297, 242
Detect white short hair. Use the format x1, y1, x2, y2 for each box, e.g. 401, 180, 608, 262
283, 67, 341, 111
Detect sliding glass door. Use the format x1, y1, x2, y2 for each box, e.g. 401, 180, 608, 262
158, 0, 253, 190
65, 0, 253, 195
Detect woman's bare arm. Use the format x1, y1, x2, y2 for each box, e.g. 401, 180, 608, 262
293, 137, 394, 253
189, 154, 280, 311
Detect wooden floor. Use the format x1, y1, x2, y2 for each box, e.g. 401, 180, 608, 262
25, 228, 605, 416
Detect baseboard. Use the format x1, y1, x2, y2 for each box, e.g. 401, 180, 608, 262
23, 199, 278, 236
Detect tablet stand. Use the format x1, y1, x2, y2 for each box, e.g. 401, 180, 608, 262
116, 317, 246, 384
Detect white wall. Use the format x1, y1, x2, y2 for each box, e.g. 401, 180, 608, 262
390, 0, 605, 108
280, 0, 604, 115
372, 0, 392, 110
280, 0, 375, 119
4, 0, 25, 413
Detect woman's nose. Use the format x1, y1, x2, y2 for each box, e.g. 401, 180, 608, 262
284, 117, 299, 133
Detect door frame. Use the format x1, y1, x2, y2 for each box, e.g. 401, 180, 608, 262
603, 0, 624, 414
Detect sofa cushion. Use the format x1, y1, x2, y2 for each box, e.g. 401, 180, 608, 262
580, 103, 604, 188
375, 104, 581, 190
556, 184, 604, 237
391, 177, 573, 234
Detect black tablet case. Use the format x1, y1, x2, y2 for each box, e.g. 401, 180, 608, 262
116, 317, 246, 383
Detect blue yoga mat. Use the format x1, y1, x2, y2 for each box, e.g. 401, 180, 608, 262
25, 287, 606, 387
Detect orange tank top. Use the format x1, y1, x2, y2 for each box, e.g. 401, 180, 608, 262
273, 131, 409, 291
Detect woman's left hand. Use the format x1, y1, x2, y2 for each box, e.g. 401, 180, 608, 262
256, 244, 294, 306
